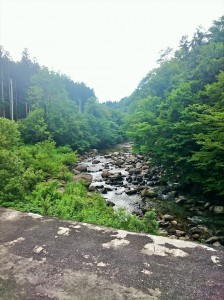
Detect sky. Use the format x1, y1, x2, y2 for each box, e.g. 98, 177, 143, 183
0, 0, 223, 102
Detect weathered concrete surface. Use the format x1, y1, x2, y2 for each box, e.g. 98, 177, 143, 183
0, 208, 223, 300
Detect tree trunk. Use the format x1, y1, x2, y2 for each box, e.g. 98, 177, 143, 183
0, 66, 5, 117
9, 78, 14, 121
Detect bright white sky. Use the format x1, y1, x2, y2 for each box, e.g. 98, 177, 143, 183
0, 0, 223, 102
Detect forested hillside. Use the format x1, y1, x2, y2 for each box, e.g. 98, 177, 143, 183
119, 16, 224, 200
0, 48, 124, 152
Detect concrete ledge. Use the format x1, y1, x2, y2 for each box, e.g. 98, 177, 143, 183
0, 208, 223, 299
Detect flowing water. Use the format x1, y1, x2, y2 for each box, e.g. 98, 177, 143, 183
81, 144, 142, 213
79, 143, 224, 241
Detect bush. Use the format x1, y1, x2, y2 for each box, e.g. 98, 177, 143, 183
0, 150, 26, 203
0, 117, 21, 150
21, 180, 158, 234
18, 109, 51, 144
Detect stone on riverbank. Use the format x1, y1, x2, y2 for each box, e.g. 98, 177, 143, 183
74, 173, 93, 186
163, 214, 174, 221
213, 206, 224, 214
141, 188, 157, 198
205, 236, 219, 244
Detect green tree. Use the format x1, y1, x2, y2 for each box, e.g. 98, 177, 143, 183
0, 117, 21, 149
18, 109, 51, 144
123, 17, 224, 199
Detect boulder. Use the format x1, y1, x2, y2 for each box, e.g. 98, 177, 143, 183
141, 188, 157, 198
140, 171, 149, 178
125, 155, 136, 163
213, 241, 222, 247
76, 165, 88, 172
163, 214, 174, 221
147, 189, 158, 198
72, 169, 81, 175
134, 168, 141, 174
197, 225, 209, 233
188, 227, 201, 235
132, 181, 139, 185
74, 173, 93, 186
136, 162, 142, 169
209, 206, 214, 212
108, 172, 123, 182
205, 236, 219, 244
213, 206, 224, 214
92, 159, 100, 164
125, 188, 138, 195
88, 185, 97, 192
191, 233, 200, 240
175, 230, 186, 237
102, 170, 110, 178
106, 201, 115, 207
170, 220, 178, 225
204, 202, 211, 209
115, 159, 124, 166
142, 165, 149, 170
186, 198, 197, 204
124, 165, 133, 171
128, 168, 135, 175
175, 196, 186, 204
158, 220, 169, 227
159, 229, 168, 237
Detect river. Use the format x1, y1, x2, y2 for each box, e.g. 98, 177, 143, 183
77, 143, 224, 246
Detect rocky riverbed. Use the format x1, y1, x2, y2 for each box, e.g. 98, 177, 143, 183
73, 143, 224, 248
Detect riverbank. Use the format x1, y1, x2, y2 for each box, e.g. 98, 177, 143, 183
75, 143, 224, 247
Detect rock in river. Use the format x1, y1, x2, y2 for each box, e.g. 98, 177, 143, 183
76, 165, 88, 172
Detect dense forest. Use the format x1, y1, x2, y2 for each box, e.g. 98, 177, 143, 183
0, 16, 223, 231
0, 47, 124, 151
118, 16, 224, 201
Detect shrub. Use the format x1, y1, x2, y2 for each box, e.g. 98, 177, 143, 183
22, 180, 158, 234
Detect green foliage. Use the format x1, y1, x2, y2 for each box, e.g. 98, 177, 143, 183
124, 17, 224, 199
84, 97, 124, 149
0, 149, 26, 202
17, 180, 158, 234
190, 104, 224, 195
16, 140, 77, 179
1, 48, 123, 153
0, 118, 25, 202
0, 118, 156, 234
18, 109, 51, 143
0, 126, 78, 205
0, 117, 21, 149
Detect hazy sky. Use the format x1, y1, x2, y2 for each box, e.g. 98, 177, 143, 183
0, 0, 223, 102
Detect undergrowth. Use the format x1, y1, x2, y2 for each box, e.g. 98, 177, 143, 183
9, 179, 158, 235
